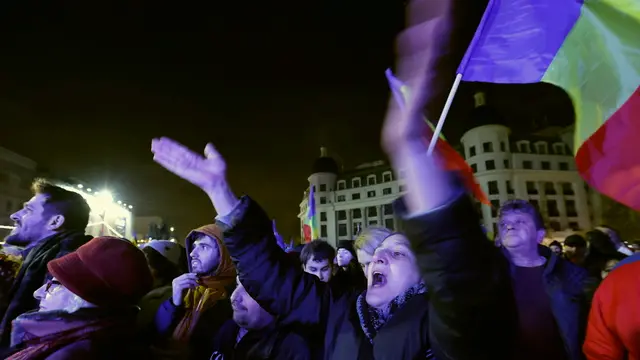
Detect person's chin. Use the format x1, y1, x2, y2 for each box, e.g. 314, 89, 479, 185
365, 291, 389, 309
4, 233, 26, 247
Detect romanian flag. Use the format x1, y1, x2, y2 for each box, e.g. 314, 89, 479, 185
458, 0, 640, 209
386, 69, 490, 205
302, 185, 319, 243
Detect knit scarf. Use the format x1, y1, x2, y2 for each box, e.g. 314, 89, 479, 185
171, 275, 234, 342
6, 308, 134, 360
356, 282, 427, 343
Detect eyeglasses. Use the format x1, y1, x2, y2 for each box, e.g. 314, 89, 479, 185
45, 279, 62, 293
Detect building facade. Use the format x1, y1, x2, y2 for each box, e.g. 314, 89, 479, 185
0, 146, 38, 239
299, 148, 404, 248
460, 124, 593, 236
300, 124, 597, 246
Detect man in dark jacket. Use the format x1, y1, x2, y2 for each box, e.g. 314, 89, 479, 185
496, 200, 588, 360
210, 277, 311, 360
0, 179, 92, 349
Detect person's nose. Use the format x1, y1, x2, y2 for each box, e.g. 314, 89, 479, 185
372, 249, 389, 265
9, 210, 21, 222
190, 248, 198, 259
33, 284, 46, 301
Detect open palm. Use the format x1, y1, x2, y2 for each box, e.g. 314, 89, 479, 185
151, 137, 226, 192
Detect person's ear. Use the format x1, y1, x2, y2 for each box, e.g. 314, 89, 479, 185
47, 214, 66, 231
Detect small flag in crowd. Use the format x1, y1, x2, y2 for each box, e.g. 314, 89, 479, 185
302, 185, 319, 243
458, 0, 640, 209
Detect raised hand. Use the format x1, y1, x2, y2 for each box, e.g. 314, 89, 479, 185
272, 219, 286, 250
152, 137, 227, 193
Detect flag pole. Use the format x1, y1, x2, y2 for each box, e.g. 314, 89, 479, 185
427, 73, 463, 155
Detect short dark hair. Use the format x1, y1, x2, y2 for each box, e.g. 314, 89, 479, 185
549, 240, 562, 248
498, 199, 545, 230
300, 240, 335, 266
32, 179, 91, 232
564, 234, 587, 248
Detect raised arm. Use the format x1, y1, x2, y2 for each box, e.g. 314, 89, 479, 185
151, 138, 331, 325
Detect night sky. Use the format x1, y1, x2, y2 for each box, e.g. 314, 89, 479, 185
0, 0, 574, 240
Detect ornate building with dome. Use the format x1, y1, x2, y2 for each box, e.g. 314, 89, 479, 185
299, 92, 600, 245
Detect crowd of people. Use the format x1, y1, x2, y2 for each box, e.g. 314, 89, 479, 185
0, 118, 638, 359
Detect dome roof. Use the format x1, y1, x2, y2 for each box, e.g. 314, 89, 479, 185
470, 91, 505, 126
312, 147, 339, 174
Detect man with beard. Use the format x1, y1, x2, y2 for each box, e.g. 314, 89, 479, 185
210, 277, 311, 360
0, 179, 92, 349
153, 224, 236, 360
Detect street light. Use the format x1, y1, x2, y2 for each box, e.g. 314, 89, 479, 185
170, 227, 175, 232
128, 205, 133, 209
77, 184, 83, 189
86, 188, 92, 192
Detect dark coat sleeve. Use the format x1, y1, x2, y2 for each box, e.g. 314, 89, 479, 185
218, 196, 335, 326
398, 194, 511, 360
153, 298, 185, 337
273, 333, 313, 360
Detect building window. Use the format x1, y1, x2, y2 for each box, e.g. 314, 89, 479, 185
541, 161, 551, 170
485, 160, 496, 170
562, 183, 575, 195
547, 200, 560, 217
569, 221, 579, 230
399, 185, 405, 192
506, 181, 514, 194
544, 182, 556, 195
471, 164, 478, 173
469, 146, 476, 157
352, 193, 361, 200
320, 212, 327, 221
383, 204, 393, 215
337, 181, 346, 190
491, 200, 500, 217
367, 175, 376, 186
338, 223, 348, 237
337, 195, 346, 202
320, 197, 327, 204
383, 172, 392, 182
530, 199, 540, 210
352, 178, 361, 188
554, 143, 566, 155
319, 184, 327, 192
565, 200, 578, 217
337, 210, 347, 221
321, 225, 327, 238
367, 190, 376, 198
526, 181, 538, 195
368, 220, 378, 226
504, 159, 509, 169
549, 221, 561, 231
383, 188, 392, 195
352, 209, 362, 219
518, 142, 531, 153
483, 142, 494, 153
367, 206, 377, 217
559, 162, 569, 171
353, 222, 362, 235
523, 161, 533, 169
536, 143, 548, 154
488, 181, 499, 195
384, 218, 395, 230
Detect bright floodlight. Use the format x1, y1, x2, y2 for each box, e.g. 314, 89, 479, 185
97, 190, 114, 204
77, 184, 84, 189
170, 227, 175, 232
128, 205, 133, 209
87, 188, 92, 192
117, 200, 122, 205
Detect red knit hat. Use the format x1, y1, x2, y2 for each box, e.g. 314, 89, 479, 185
48, 236, 153, 308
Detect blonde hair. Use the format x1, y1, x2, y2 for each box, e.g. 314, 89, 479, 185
354, 227, 394, 256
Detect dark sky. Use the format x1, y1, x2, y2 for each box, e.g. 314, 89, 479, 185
0, 0, 574, 240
